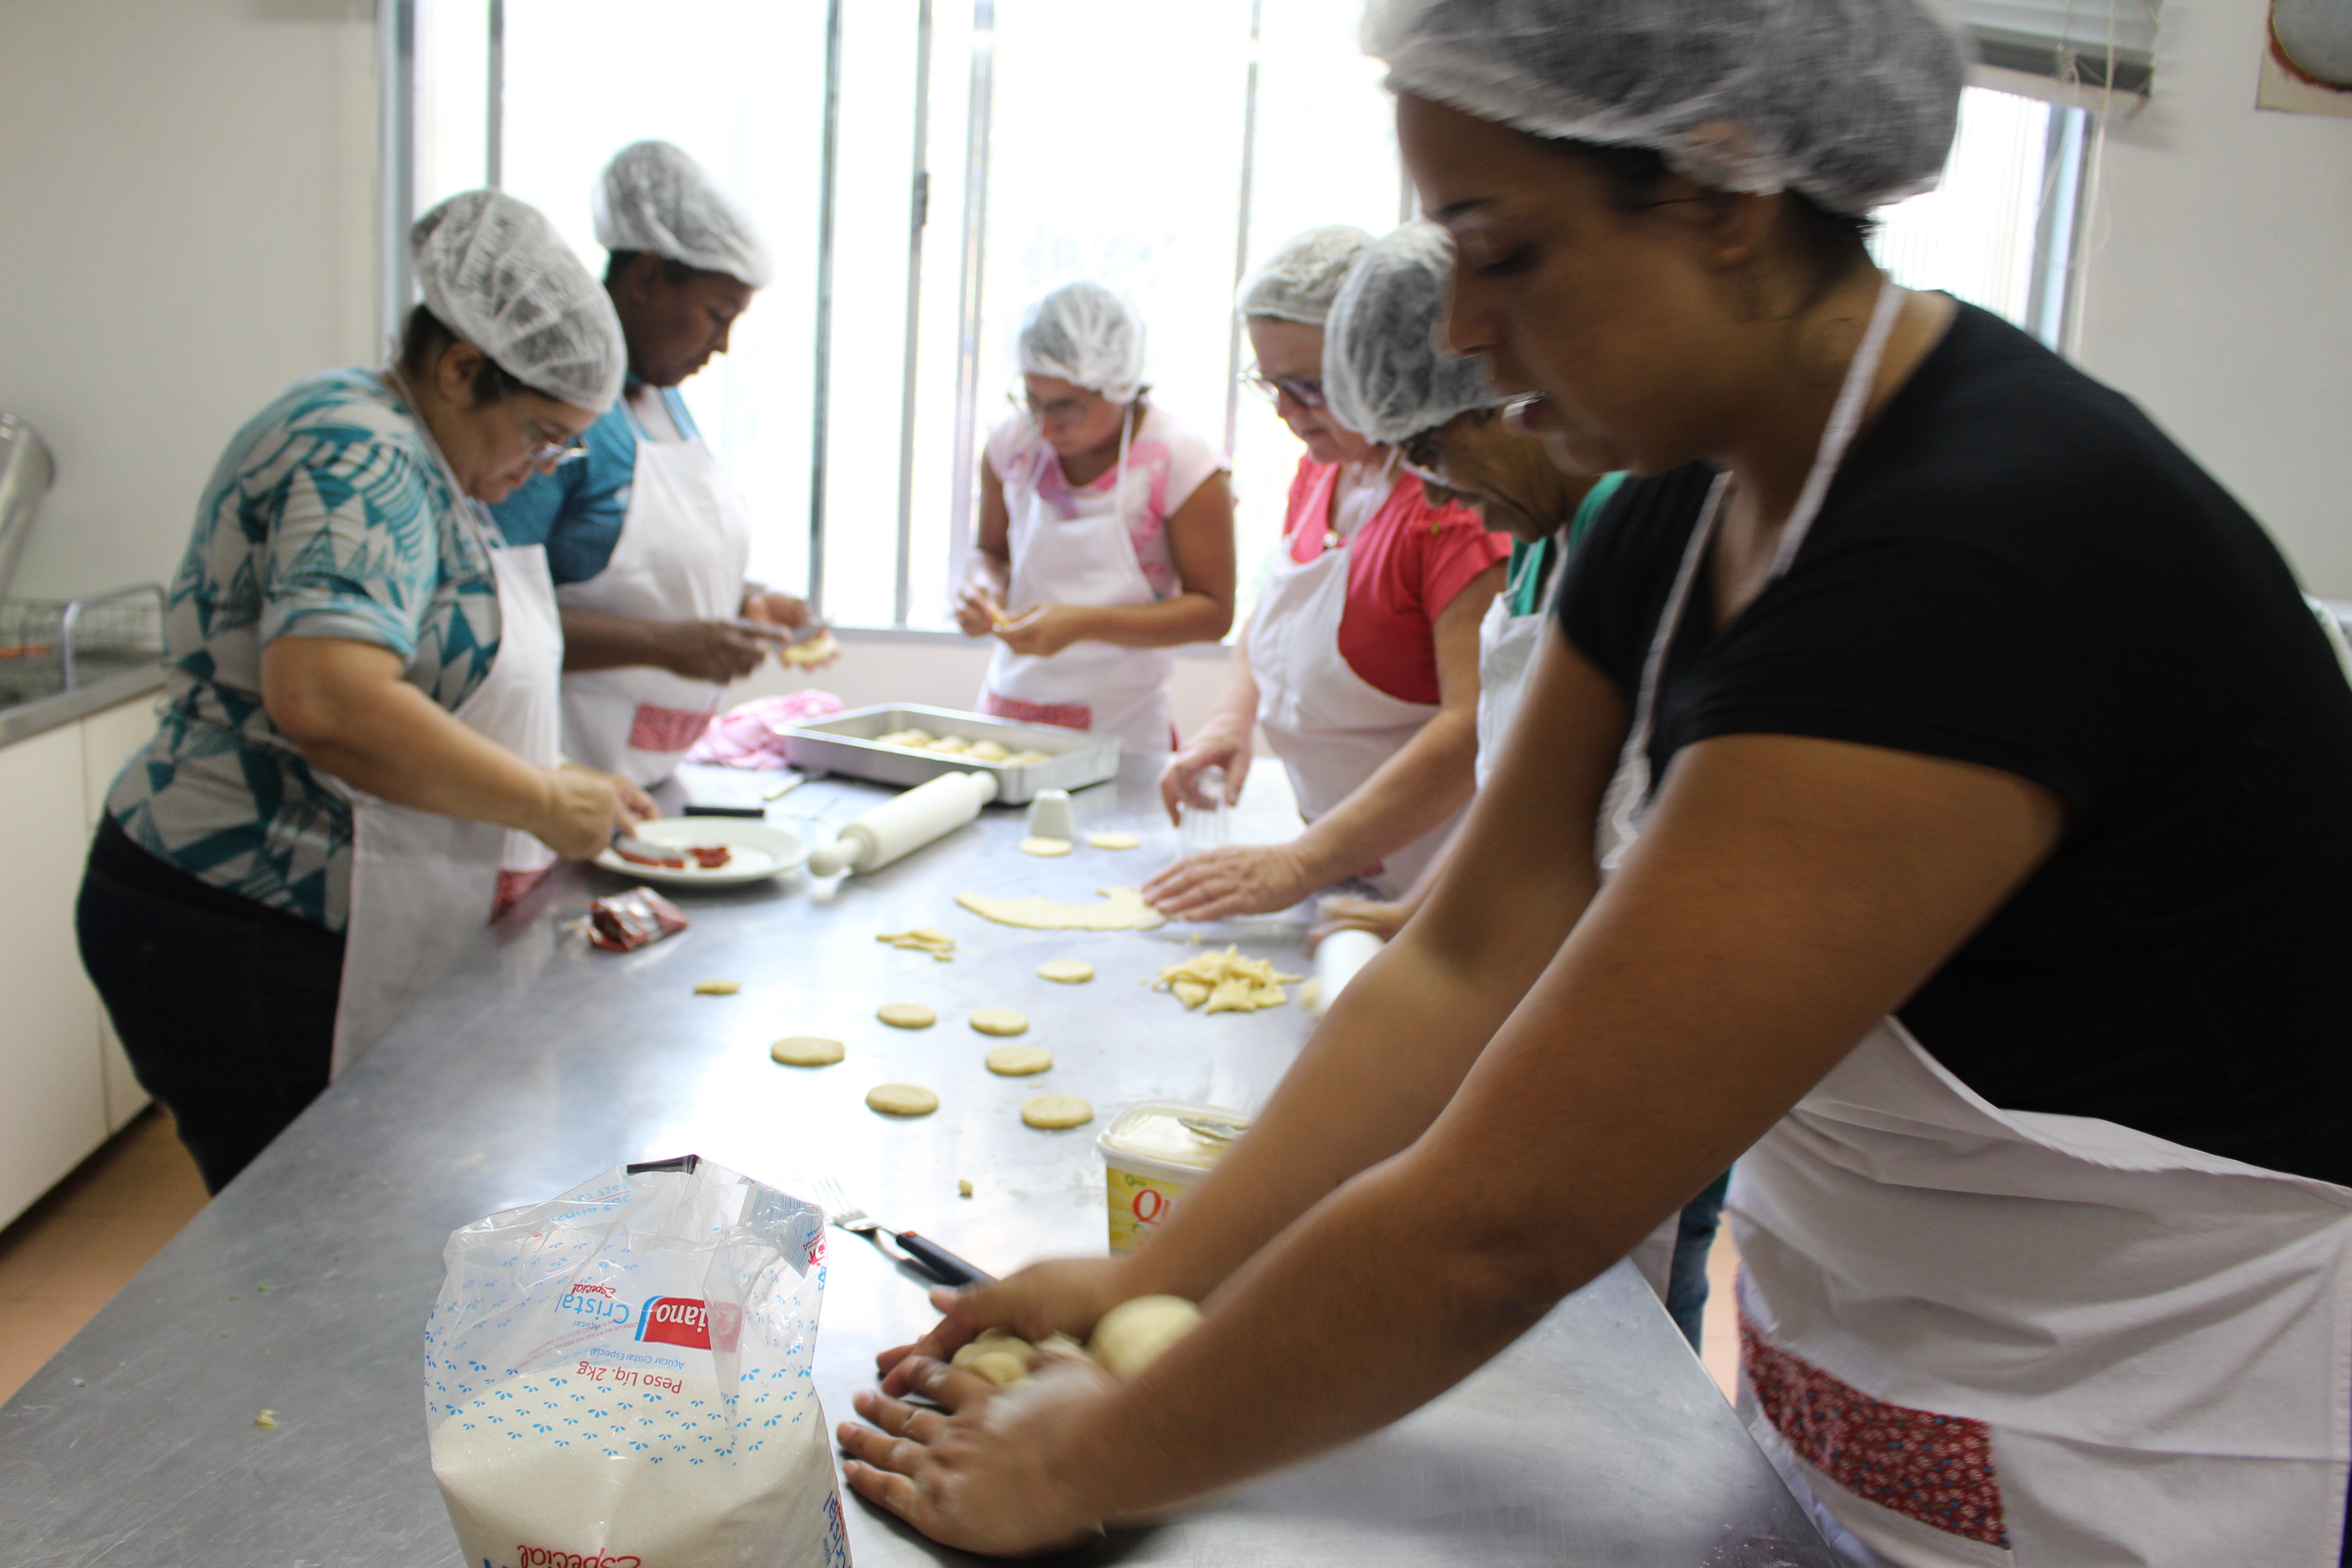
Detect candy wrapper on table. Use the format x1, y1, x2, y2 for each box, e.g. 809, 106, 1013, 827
587, 886, 690, 951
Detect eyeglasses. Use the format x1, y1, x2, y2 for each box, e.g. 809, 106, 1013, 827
501, 392, 591, 466
1239, 371, 1326, 410
1008, 387, 1100, 428
526, 428, 591, 466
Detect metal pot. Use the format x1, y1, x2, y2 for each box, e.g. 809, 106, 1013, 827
0, 413, 56, 608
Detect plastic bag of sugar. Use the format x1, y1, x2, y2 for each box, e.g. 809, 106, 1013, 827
424, 1155, 848, 1568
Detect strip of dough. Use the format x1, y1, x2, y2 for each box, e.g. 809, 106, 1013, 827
955, 886, 1166, 931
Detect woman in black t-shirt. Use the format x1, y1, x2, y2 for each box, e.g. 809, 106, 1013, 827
830, 5, 2352, 1562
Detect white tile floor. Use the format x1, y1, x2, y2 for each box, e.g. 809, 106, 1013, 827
0, 1110, 1746, 1408
0, 1109, 208, 1403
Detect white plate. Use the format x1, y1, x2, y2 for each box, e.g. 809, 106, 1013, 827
593, 817, 808, 888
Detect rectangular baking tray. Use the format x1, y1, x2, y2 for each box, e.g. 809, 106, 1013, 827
778, 703, 1120, 805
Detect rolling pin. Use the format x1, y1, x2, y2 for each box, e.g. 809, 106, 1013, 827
1309, 928, 1384, 1018
807, 770, 1000, 876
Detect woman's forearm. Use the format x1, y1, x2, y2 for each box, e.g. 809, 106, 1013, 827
1118, 907, 1578, 1306
1067, 1149, 1566, 1522
1058, 593, 1235, 650
261, 637, 551, 832
560, 609, 675, 673
1289, 706, 1480, 885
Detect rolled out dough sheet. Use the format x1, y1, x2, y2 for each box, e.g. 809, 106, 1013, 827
956, 886, 1166, 932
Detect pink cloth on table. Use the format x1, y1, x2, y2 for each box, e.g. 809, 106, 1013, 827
684, 691, 845, 769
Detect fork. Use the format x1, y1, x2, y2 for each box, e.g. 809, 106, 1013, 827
812, 1176, 995, 1287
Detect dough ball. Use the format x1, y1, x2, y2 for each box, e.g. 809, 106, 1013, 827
970, 1008, 1029, 1036
781, 630, 836, 668
927, 735, 972, 755
693, 980, 742, 996
951, 1331, 1033, 1388
1087, 1295, 1203, 1381
1084, 831, 1141, 850
957, 1177, 974, 1198
1019, 836, 1073, 857
1004, 749, 1053, 767
985, 1044, 1053, 1076
770, 1036, 845, 1067
966, 739, 1010, 763
1021, 1094, 1093, 1130
866, 1083, 940, 1117
877, 1003, 937, 1029
1036, 959, 1094, 984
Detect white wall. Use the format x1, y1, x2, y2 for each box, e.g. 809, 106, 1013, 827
0, 0, 378, 602
2073, 0, 2352, 597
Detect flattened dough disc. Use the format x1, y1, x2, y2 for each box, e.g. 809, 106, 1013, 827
693, 980, 742, 995
867, 1083, 941, 1116
985, 1044, 1053, 1076
1021, 1094, 1093, 1129
1084, 831, 1141, 850
1036, 959, 1094, 984
1019, 836, 1073, 857
878, 1003, 937, 1029
771, 1036, 845, 1067
970, 1008, 1029, 1036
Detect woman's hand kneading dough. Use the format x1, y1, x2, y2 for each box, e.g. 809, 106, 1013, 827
843, 1354, 1107, 1555
875, 1261, 1131, 1385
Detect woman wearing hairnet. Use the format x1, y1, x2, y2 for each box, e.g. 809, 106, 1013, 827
956, 281, 1236, 755
1143, 225, 1508, 919
840, 2, 2352, 1561
494, 140, 825, 788
75, 191, 653, 1192
1303, 221, 1740, 1350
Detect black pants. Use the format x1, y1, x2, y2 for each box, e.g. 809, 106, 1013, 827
76, 815, 345, 1194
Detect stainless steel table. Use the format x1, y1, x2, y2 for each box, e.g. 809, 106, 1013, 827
0, 763, 1835, 1567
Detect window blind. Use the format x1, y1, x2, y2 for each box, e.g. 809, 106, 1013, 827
1957, 0, 2160, 95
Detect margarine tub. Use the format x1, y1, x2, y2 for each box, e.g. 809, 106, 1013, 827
1097, 1101, 1249, 1252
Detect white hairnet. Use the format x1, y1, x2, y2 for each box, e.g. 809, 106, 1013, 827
1017, 281, 1147, 405
1324, 222, 1502, 446
592, 139, 774, 289
1237, 225, 1376, 326
1362, 0, 1967, 216
410, 190, 627, 412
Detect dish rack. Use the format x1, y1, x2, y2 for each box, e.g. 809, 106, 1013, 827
0, 583, 166, 691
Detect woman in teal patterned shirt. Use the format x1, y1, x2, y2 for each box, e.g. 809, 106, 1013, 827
77, 191, 651, 1191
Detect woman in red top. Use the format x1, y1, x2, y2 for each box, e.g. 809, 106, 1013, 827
1147, 225, 1508, 919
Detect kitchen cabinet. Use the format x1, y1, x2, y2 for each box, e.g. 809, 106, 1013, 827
0, 725, 109, 1224
0, 687, 161, 1226
79, 696, 157, 1132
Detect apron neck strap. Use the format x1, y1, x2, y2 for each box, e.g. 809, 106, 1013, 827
1611, 279, 1904, 843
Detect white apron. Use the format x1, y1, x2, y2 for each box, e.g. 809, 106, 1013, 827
980, 415, 1174, 757
1473, 538, 1561, 790
1613, 284, 2352, 1566
556, 393, 753, 786
1249, 466, 1465, 899
330, 533, 564, 1077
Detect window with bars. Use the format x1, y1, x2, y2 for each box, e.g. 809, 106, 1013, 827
392, 0, 2096, 630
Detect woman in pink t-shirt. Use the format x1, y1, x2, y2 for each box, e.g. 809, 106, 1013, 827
956, 282, 1237, 756
1147, 226, 1508, 917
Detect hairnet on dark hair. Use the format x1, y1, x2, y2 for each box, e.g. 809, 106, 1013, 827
1363, 0, 1967, 216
